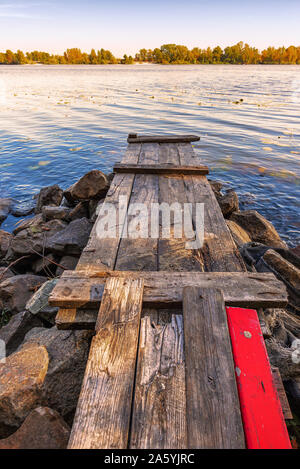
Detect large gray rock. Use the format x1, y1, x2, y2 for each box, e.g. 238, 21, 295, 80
26, 279, 58, 324
0, 198, 13, 224
10, 215, 67, 258
0, 327, 92, 437
217, 190, 239, 218
0, 274, 47, 314
45, 218, 92, 256
230, 210, 286, 248
0, 230, 12, 258
0, 311, 43, 356
56, 255, 79, 277
64, 170, 109, 203
0, 407, 70, 449
35, 185, 63, 214
42, 205, 70, 222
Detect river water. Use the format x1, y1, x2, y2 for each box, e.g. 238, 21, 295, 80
0, 64, 299, 246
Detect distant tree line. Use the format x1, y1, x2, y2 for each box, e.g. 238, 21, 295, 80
1, 42, 300, 65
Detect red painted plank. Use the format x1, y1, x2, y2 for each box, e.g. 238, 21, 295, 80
226, 307, 291, 449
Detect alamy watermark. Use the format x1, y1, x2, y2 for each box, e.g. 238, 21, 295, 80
95, 196, 204, 249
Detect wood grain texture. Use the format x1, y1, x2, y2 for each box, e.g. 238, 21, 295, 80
271, 367, 293, 420
130, 309, 187, 449
127, 135, 200, 143
50, 271, 287, 310
177, 143, 245, 272
114, 143, 159, 271
68, 277, 144, 449
56, 308, 96, 330
113, 163, 209, 175
183, 287, 245, 449
76, 144, 141, 271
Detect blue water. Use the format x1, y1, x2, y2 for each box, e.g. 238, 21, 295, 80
0, 64, 299, 246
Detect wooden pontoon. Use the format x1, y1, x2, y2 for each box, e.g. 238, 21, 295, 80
49, 134, 292, 449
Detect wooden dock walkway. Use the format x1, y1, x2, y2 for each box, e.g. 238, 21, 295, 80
49, 134, 291, 449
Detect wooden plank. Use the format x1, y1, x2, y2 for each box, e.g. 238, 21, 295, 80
114, 143, 159, 271
68, 277, 144, 449
271, 367, 293, 420
56, 308, 96, 330
76, 143, 141, 271
49, 271, 288, 310
178, 143, 246, 272
127, 135, 200, 144
226, 306, 292, 449
157, 143, 205, 271
130, 309, 187, 449
113, 163, 209, 176
183, 287, 245, 449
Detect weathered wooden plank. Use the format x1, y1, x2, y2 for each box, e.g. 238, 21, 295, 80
114, 143, 159, 271
178, 143, 246, 272
76, 144, 141, 271
226, 306, 292, 449
56, 308, 96, 330
50, 271, 288, 310
183, 287, 245, 449
113, 163, 209, 176
271, 367, 293, 420
127, 135, 200, 144
130, 309, 187, 449
68, 277, 144, 449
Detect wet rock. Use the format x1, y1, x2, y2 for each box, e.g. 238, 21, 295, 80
0, 199, 13, 225
26, 279, 58, 324
20, 327, 92, 423
11, 199, 35, 218
45, 218, 92, 256
0, 267, 14, 282
13, 214, 43, 235
32, 253, 58, 275
0, 311, 43, 356
0, 343, 49, 437
56, 255, 79, 276
10, 216, 67, 258
35, 185, 63, 214
0, 407, 70, 449
217, 190, 239, 218
42, 206, 71, 222
0, 274, 47, 314
230, 210, 287, 248
208, 179, 223, 195
69, 201, 89, 221
226, 220, 251, 247
291, 245, 300, 258
64, 170, 109, 203
0, 230, 12, 258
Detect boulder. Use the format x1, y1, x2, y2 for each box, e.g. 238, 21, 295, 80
0, 407, 70, 449
261, 249, 300, 291
56, 255, 79, 277
0, 198, 13, 224
230, 210, 286, 248
0, 274, 47, 314
208, 179, 223, 195
42, 206, 70, 222
217, 190, 239, 218
13, 213, 43, 235
0, 311, 43, 356
45, 218, 92, 256
226, 220, 251, 248
10, 216, 67, 258
0, 267, 14, 282
0, 343, 49, 437
64, 170, 109, 203
35, 185, 63, 214
69, 201, 89, 221
0, 230, 12, 258
26, 279, 58, 324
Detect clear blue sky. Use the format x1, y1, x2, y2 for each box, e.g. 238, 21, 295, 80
0, 0, 299, 56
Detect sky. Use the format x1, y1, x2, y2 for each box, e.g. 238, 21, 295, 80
0, 0, 299, 56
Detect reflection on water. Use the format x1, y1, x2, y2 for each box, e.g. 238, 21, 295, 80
0, 64, 299, 246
